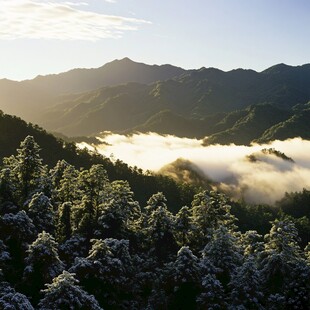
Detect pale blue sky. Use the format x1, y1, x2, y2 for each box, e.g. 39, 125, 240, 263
0, 0, 309, 80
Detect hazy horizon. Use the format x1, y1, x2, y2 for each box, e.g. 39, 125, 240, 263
1, 57, 309, 83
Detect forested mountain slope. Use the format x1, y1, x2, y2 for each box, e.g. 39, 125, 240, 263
0, 136, 309, 309
0, 111, 196, 210
1, 60, 310, 143
0, 58, 185, 121
36, 63, 310, 141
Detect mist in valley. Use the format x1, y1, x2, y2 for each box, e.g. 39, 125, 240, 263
78, 133, 310, 205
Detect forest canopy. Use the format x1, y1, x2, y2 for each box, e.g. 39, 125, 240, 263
0, 136, 309, 309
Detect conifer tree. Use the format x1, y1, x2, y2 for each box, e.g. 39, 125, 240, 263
57, 165, 80, 204
27, 192, 55, 233
283, 261, 310, 309
174, 206, 193, 246
59, 235, 88, 267
0, 211, 36, 282
305, 242, 310, 263
38, 271, 102, 310
164, 246, 202, 309
145, 192, 168, 214
70, 238, 127, 308
202, 226, 242, 287
191, 191, 237, 248
145, 197, 178, 262
23, 231, 64, 304
196, 274, 226, 310
228, 256, 264, 309
97, 180, 141, 239
0, 168, 16, 210
4, 136, 46, 206
0, 240, 11, 281
78, 164, 110, 218
73, 196, 96, 242
261, 219, 303, 295
50, 160, 70, 191
0, 282, 34, 310
240, 230, 264, 258
56, 202, 72, 243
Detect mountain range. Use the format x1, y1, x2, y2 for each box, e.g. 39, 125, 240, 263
1, 58, 310, 144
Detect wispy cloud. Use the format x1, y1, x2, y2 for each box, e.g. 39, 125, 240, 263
0, 0, 150, 41
63, 2, 89, 6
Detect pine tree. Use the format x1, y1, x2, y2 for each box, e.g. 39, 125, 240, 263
0, 282, 34, 310
145, 192, 168, 214
0, 211, 36, 247
304, 242, 310, 263
283, 261, 310, 309
0, 240, 11, 281
78, 164, 110, 220
4, 136, 46, 206
72, 196, 96, 242
38, 271, 102, 310
59, 235, 88, 267
196, 274, 226, 309
97, 180, 141, 239
57, 165, 80, 204
164, 246, 202, 309
191, 191, 237, 249
56, 202, 72, 243
145, 198, 178, 262
202, 226, 242, 287
261, 219, 303, 295
0, 168, 16, 210
174, 206, 193, 246
70, 238, 127, 308
0, 211, 36, 282
23, 231, 64, 304
27, 192, 55, 233
50, 160, 70, 191
228, 256, 264, 309
240, 230, 264, 258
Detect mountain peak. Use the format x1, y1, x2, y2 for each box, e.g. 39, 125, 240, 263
262, 63, 292, 74
120, 57, 133, 62
115, 57, 134, 63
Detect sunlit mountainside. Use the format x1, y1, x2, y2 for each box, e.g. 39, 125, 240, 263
1, 59, 310, 144
0, 58, 184, 120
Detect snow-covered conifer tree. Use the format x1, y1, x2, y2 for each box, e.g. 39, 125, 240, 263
202, 225, 242, 286
27, 192, 54, 233
228, 256, 264, 309
0, 282, 34, 310
23, 231, 64, 303
38, 271, 102, 310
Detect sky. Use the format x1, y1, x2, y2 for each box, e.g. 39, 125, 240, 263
0, 0, 310, 80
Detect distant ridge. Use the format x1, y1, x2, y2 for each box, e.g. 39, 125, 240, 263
0, 58, 185, 119
26, 57, 186, 94
1, 59, 310, 144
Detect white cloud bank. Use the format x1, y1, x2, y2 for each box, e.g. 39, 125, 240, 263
78, 133, 310, 205
0, 0, 150, 41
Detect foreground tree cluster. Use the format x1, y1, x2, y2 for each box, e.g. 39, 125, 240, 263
0, 136, 309, 309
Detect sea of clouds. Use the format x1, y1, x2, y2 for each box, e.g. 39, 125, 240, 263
78, 133, 310, 205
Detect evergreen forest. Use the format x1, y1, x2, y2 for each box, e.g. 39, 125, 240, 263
0, 135, 309, 309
